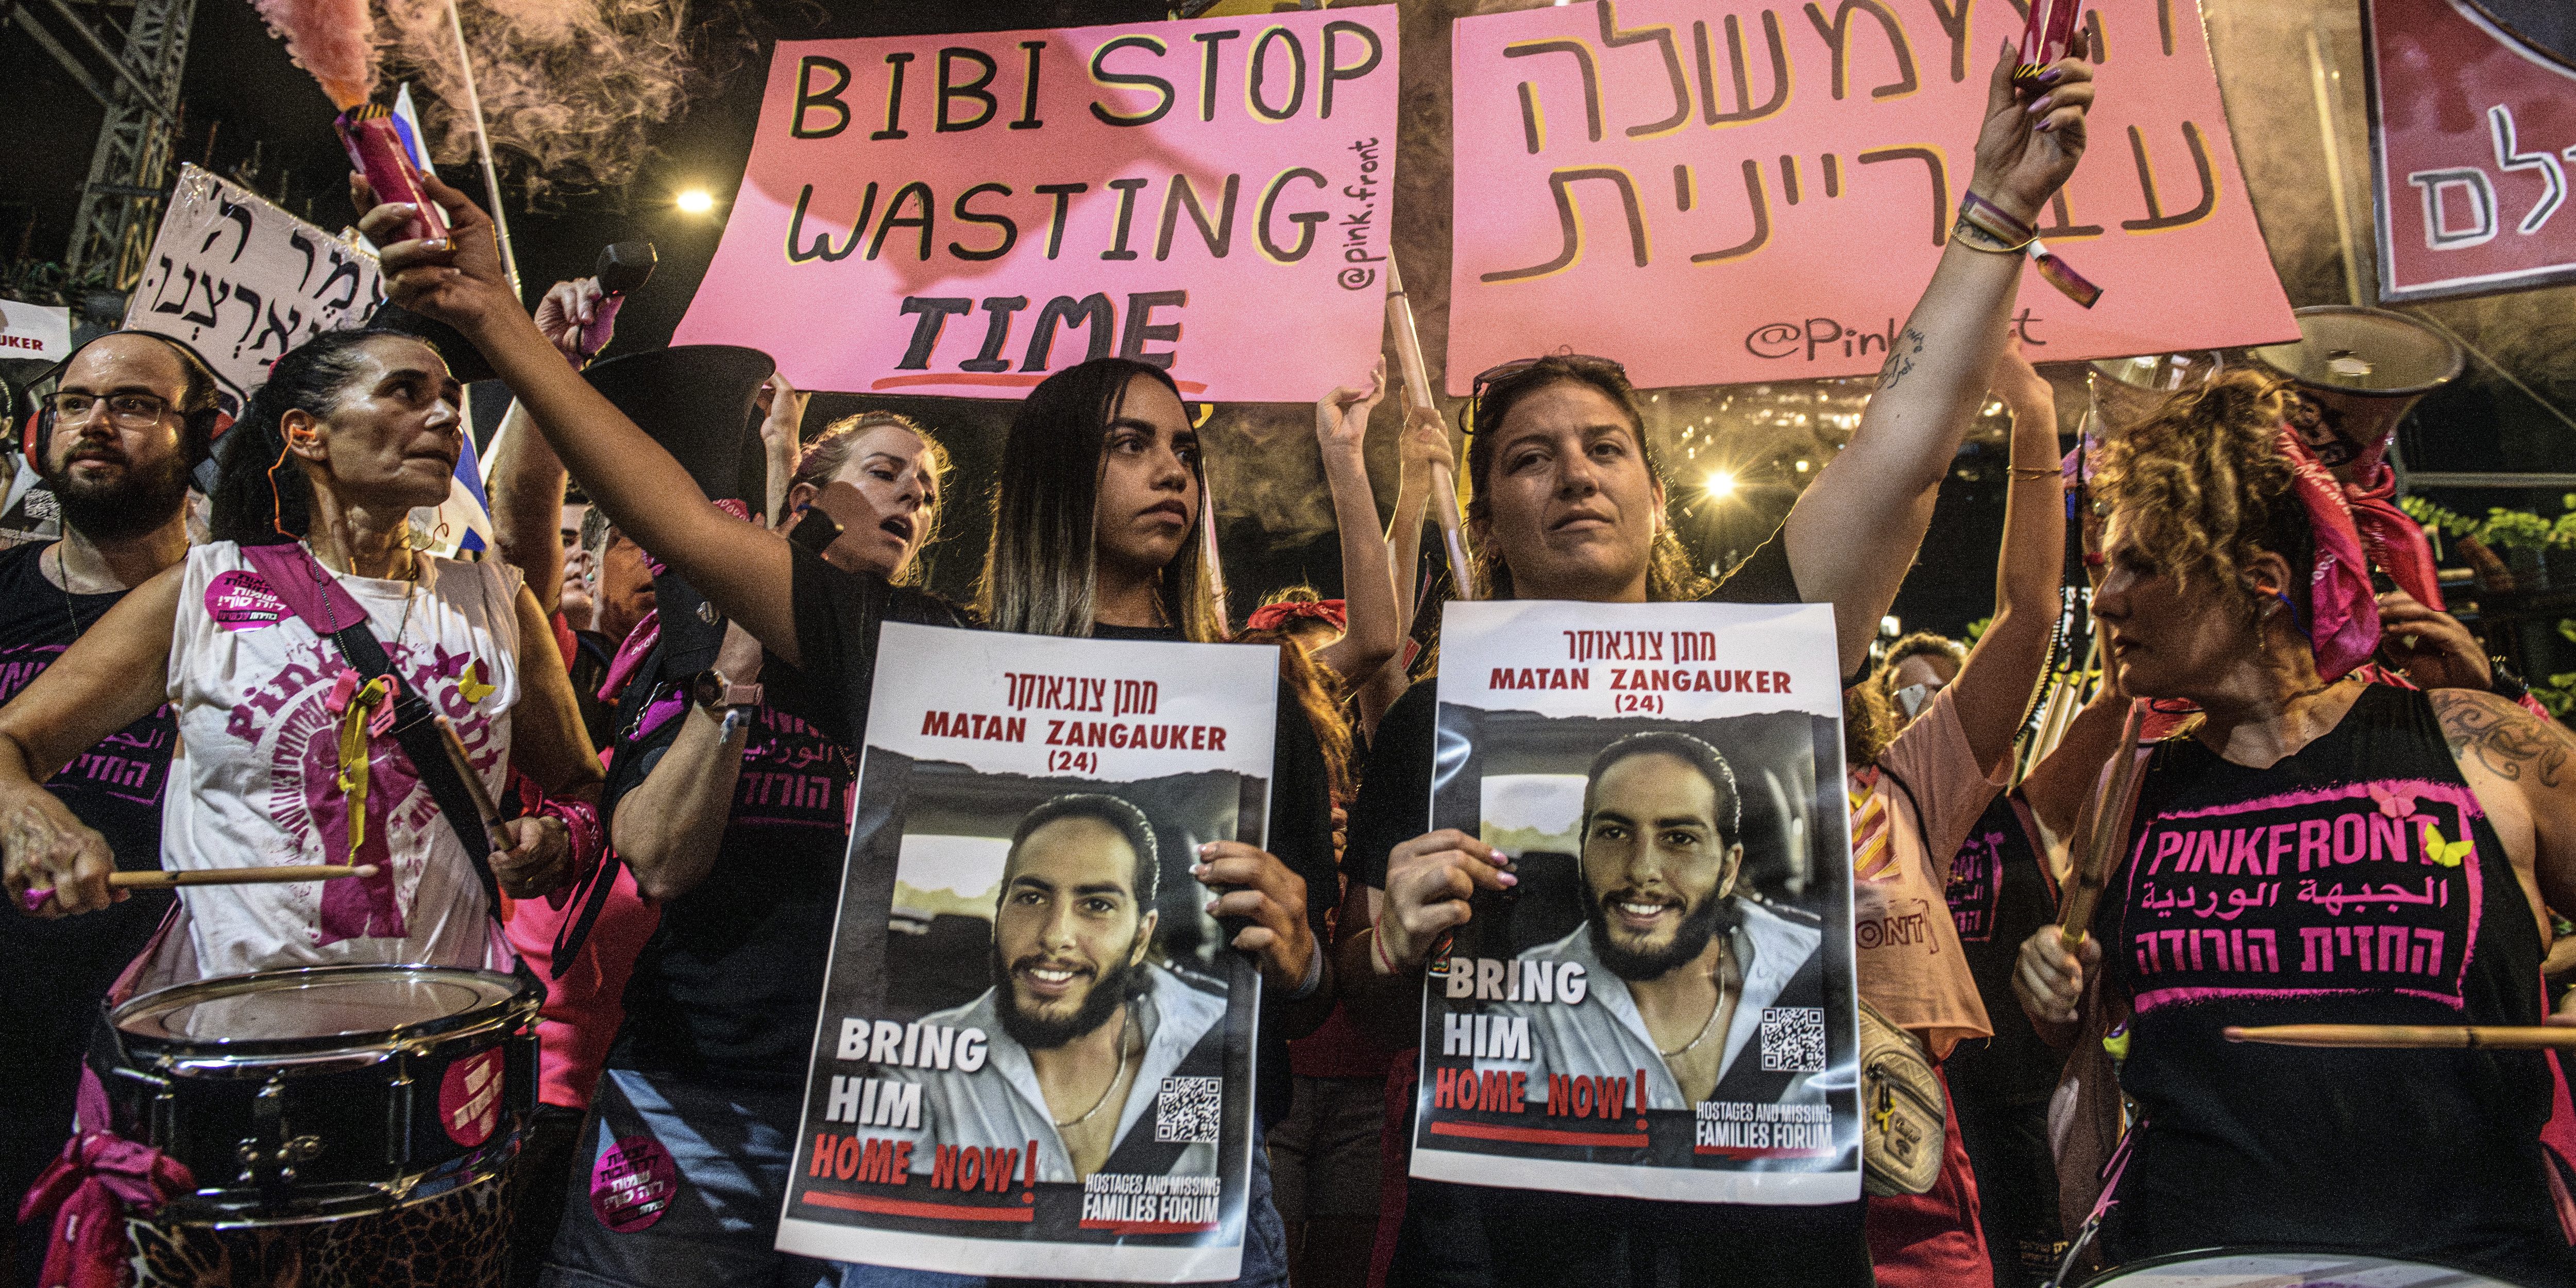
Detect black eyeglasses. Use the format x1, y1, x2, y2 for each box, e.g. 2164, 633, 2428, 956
48, 391, 175, 427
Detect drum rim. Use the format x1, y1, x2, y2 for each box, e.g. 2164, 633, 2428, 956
156, 1131, 523, 1229
109, 964, 538, 1058
2078, 1242, 2521, 1286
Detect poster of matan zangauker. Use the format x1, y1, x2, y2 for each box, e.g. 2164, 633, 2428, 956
1412, 601, 1860, 1204
776, 622, 1273, 1281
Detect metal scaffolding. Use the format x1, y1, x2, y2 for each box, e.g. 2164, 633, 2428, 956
50, 0, 196, 289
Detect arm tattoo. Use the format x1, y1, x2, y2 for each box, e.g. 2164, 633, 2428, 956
1876, 327, 1925, 392
2435, 690, 2570, 789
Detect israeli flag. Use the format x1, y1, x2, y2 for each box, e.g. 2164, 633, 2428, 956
391, 84, 437, 178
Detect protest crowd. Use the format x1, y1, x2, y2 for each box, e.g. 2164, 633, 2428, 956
4, 2, 2576, 1287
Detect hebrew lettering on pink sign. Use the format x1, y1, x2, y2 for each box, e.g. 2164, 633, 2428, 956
674, 11, 1399, 403
1445, 0, 2296, 392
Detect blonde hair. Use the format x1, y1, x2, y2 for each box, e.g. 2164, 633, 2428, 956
796, 411, 949, 587
2091, 368, 2312, 624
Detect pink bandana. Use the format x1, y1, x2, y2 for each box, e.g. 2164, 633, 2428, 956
1246, 599, 1347, 634
20, 1129, 193, 1288
2276, 426, 2380, 681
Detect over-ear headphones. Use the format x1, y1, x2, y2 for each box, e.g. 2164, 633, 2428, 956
21, 333, 231, 473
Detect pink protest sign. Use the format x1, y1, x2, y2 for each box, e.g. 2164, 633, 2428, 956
2364, 0, 2576, 302
674, 11, 1399, 403
1444, 0, 2297, 393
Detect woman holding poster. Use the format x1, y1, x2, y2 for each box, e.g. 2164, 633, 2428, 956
1335, 41, 2096, 1288
539, 412, 963, 1286
2013, 371, 2576, 1288
361, 174, 1347, 1285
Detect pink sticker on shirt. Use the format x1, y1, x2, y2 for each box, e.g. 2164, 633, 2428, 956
439, 1048, 504, 1146
206, 569, 289, 632
590, 1134, 677, 1233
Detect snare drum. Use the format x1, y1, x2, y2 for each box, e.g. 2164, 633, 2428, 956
2081, 1249, 2524, 1287
98, 964, 539, 1225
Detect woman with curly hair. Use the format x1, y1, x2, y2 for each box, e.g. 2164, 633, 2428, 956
2015, 368, 2576, 1285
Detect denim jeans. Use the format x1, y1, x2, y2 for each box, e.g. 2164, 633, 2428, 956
541, 1067, 1290, 1288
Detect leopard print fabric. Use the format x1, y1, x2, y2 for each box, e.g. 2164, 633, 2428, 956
127, 1164, 512, 1287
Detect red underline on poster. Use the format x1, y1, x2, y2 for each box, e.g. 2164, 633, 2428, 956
868, 374, 1212, 395
1078, 1219, 1222, 1234
1430, 1121, 1650, 1147
1692, 1146, 1837, 1158
801, 1190, 1036, 1222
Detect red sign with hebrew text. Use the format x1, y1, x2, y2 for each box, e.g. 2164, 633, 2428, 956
2364, 0, 2576, 303
1444, 0, 2295, 392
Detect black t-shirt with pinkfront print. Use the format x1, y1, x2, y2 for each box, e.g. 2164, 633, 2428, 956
2098, 684, 2576, 1286
0, 544, 180, 1223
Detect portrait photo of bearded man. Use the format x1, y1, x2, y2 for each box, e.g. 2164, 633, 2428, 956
891, 792, 1227, 1182
1488, 732, 1827, 1111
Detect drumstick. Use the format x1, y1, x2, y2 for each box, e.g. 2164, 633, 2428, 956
2227, 1024, 2576, 1051
433, 715, 512, 850
112, 865, 380, 889
2058, 698, 2147, 947
1384, 259, 1477, 601
21, 864, 379, 911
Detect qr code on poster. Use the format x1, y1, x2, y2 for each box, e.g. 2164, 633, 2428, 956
1759, 1007, 1827, 1072
1156, 1076, 1223, 1143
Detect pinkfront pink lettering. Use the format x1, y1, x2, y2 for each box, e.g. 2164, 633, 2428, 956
2119, 778, 2482, 1013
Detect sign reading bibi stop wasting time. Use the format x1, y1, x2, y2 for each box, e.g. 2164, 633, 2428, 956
674, 10, 1399, 403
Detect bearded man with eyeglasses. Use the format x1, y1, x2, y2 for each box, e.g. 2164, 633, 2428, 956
0, 331, 215, 1281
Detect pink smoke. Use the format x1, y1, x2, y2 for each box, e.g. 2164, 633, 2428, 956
247, 0, 381, 109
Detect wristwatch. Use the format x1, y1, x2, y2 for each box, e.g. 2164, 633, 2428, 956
689, 668, 764, 715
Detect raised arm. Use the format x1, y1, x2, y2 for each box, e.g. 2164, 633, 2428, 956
360, 176, 804, 668
1357, 406, 1450, 736
1945, 343, 2065, 775
487, 401, 570, 616
489, 279, 619, 617
1784, 41, 2093, 676
0, 565, 183, 916
755, 375, 808, 525
1312, 360, 1400, 691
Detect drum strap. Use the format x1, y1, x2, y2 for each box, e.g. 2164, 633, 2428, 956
239, 543, 506, 919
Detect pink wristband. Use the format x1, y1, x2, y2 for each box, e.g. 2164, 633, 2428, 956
534, 797, 604, 881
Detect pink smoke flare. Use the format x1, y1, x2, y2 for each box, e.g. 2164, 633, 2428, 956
247, 0, 380, 109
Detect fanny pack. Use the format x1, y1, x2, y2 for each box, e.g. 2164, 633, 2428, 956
1859, 994, 1946, 1197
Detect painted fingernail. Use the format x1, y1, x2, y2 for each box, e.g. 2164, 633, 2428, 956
1498, 873, 1518, 888
2027, 95, 2053, 114
2037, 121, 2056, 133
19, 889, 49, 912
1204, 900, 1220, 914
1197, 842, 1216, 855
1190, 863, 1209, 878
425, 238, 451, 251
2039, 69, 2063, 83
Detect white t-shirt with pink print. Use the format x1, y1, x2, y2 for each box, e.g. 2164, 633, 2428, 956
162, 540, 522, 978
